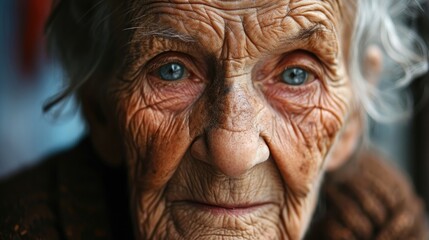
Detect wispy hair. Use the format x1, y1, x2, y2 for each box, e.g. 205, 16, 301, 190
349, 0, 428, 122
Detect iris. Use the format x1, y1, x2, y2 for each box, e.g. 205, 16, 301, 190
158, 62, 185, 81
281, 67, 308, 85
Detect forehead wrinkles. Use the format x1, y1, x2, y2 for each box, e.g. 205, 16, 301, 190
130, 1, 284, 58
288, 1, 339, 28
129, 0, 343, 64
133, 0, 286, 12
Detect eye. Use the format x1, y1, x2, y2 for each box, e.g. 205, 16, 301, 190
281, 67, 312, 86
158, 62, 186, 81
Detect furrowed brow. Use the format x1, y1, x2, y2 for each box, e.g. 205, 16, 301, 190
128, 24, 195, 43
289, 24, 325, 42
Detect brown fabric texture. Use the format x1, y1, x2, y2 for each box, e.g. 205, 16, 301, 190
0, 139, 427, 240
306, 151, 428, 240
0, 138, 113, 240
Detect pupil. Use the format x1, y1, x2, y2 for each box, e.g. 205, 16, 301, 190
159, 63, 184, 81
282, 68, 307, 85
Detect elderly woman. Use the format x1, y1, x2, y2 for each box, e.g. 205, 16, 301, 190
1, 0, 428, 239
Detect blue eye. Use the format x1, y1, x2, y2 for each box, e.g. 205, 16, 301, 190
158, 62, 185, 81
281, 67, 309, 85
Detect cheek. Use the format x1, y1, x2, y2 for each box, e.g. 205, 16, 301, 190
108, 76, 205, 191
265, 80, 351, 194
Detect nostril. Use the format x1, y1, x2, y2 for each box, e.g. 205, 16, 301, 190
257, 137, 270, 163
190, 136, 209, 162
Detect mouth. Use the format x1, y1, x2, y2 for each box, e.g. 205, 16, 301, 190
173, 200, 274, 216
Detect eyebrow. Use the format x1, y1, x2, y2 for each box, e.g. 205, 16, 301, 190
132, 23, 324, 42
288, 24, 325, 42
129, 21, 334, 62
128, 24, 195, 43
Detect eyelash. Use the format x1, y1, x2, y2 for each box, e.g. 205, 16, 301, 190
276, 55, 321, 83
281, 65, 316, 78
146, 57, 187, 75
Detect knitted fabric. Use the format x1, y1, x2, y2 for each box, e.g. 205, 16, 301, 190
306, 151, 428, 240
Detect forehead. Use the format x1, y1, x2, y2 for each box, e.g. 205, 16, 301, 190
131, 0, 344, 13
130, 0, 345, 27
126, 0, 350, 65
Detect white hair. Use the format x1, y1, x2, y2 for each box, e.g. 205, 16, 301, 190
349, 0, 428, 122
46, 0, 429, 122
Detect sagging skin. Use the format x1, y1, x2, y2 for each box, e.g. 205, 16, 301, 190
81, 0, 360, 239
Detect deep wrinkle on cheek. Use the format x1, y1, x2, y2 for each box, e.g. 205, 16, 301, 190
128, 112, 193, 190
263, 92, 347, 195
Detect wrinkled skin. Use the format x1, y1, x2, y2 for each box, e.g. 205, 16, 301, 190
85, 0, 358, 239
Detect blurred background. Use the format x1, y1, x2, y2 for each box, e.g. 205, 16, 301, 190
0, 0, 85, 178
0, 0, 428, 210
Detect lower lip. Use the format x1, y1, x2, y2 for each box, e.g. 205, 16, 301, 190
181, 201, 270, 216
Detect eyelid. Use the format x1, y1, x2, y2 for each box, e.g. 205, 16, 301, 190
281, 66, 317, 81
277, 51, 322, 79
146, 52, 210, 85
145, 53, 192, 75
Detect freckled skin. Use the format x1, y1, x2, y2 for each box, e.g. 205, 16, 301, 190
90, 0, 356, 239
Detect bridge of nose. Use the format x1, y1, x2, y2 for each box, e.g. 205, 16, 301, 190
201, 72, 269, 177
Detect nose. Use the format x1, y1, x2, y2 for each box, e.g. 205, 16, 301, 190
190, 79, 270, 177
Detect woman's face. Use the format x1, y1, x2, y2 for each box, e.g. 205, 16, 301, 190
93, 0, 355, 239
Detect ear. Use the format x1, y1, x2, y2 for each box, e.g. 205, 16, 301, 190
364, 45, 383, 85
80, 79, 123, 166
